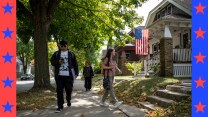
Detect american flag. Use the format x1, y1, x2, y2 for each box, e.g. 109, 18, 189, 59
135, 28, 149, 55
0, 0, 16, 117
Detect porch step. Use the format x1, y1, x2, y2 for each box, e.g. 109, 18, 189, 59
156, 89, 190, 101
118, 104, 147, 117
179, 83, 192, 87
166, 85, 192, 95
181, 79, 192, 83
138, 101, 162, 111
148, 70, 154, 73
147, 95, 176, 108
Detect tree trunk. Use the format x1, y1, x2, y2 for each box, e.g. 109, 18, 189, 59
20, 54, 27, 74
32, 1, 53, 90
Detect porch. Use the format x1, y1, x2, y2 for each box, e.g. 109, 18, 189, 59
144, 48, 191, 77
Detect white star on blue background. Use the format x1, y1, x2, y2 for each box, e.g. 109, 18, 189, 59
2, 3, 13, 14
2, 27, 13, 39
2, 77, 13, 88
2, 102, 13, 112
2, 52, 14, 63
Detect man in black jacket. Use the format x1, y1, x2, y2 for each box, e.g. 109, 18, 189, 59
50, 40, 79, 113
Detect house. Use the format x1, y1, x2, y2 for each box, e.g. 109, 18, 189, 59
144, 0, 191, 77
141, 0, 192, 77
16, 57, 23, 78
114, 42, 141, 75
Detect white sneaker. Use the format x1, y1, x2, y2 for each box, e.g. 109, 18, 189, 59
113, 101, 123, 108
100, 102, 109, 107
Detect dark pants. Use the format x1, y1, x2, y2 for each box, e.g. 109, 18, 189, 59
84, 77, 92, 90
55, 76, 74, 108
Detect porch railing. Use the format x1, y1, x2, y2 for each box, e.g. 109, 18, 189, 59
173, 49, 191, 62
173, 63, 192, 77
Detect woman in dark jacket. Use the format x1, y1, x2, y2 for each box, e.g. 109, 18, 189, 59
83, 61, 94, 91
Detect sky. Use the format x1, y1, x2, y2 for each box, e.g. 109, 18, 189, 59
136, 0, 163, 26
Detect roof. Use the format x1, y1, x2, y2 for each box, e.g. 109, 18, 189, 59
145, 0, 191, 28
172, 0, 191, 12
147, 14, 191, 29
161, 14, 191, 20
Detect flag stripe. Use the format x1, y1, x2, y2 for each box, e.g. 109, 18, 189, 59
135, 29, 149, 55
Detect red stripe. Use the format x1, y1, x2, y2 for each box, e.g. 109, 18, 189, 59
135, 29, 149, 55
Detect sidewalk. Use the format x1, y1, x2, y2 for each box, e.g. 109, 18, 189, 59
17, 78, 127, 117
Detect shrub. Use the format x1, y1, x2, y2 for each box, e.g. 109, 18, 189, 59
150, 63, 160, 72
125, 62, 142, 75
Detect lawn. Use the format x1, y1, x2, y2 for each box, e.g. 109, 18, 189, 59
92, 76, 191, 116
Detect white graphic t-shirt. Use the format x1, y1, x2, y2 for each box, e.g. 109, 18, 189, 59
59, 51, 69, 76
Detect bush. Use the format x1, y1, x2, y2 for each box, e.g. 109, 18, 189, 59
150, 63, 160, 72
94, 68, 101, 74
125, 62, 142, 75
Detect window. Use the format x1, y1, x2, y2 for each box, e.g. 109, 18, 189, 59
156, 13, 160, 20
161, 10, 166, 17
167, 5, 172, 15
152, 43, 160, 54
183, 33, 190, 48
158, 43, 160, 52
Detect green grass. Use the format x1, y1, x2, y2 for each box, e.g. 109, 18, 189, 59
114, 75, 134, 79
93, 76, 182, 105
114, 77, 180, 103
111, 77, 191, 116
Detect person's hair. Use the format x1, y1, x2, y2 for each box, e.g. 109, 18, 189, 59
85, 61, 90, 66
59, 40, 68, 45
102, 48, 114, 66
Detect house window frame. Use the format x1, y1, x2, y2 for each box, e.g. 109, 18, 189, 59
161, 9, 166, 17
167, 5, 172, 15
156, 13, 160, 20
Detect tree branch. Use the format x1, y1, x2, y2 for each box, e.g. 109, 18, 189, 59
17, 0, 32, 20
90, 11, 115, 31
62, 0, 106, 12
47, 0, 61, 22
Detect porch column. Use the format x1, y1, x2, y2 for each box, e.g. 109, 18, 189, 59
119, 51, 127, 74
160, 25, 173, 77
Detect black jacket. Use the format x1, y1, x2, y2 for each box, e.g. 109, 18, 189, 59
50, 50, 79, 78
83, 66, 94, 77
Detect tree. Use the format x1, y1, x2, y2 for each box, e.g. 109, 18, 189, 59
17, 38, 34, 74
17, 0, 61, 90
17, 0, 147, 90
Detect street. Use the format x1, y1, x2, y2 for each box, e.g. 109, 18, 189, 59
16, 78, 56, 93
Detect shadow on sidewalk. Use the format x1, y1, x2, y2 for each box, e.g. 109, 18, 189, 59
17, 89, 127, 117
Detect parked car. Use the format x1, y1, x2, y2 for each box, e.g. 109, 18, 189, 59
20, 74, 34, 80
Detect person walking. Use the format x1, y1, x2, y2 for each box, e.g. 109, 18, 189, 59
50, 40, 79, 113
83, 61, 94, 92
100, 48, 123, 108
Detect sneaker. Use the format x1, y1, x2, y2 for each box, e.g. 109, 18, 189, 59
55, 108, 63, 113
113, 101, 123, 108
67, 102, 71, 107
100, 101, 109, 107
